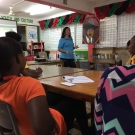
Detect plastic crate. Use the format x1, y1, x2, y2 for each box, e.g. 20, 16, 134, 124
95, 63, 109, 71
78, 60, 90, 70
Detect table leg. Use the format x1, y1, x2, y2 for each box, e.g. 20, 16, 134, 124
91, 103, 94, 124
61, 61, 64, 67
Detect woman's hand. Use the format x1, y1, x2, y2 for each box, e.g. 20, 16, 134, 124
65, 51, 70, 55
74, 45, 79, 49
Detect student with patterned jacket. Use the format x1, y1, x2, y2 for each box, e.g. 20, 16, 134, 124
95, 37, 135, 135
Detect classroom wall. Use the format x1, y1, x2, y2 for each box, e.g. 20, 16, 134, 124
40, 12, 135, 52
98, 12, 135, 48
40, 23, 88, 51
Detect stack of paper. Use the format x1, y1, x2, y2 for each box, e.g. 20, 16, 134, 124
63, 76, 94, 83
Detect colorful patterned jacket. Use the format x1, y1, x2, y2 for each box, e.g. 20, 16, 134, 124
95, 65, 135, 135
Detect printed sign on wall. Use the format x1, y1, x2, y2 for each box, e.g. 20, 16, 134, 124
27, 26, 38, 42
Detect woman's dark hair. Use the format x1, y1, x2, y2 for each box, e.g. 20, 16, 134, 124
61, 27, 71, 38
5, 31, 22, 42
0, 37, 22, 74
127, 40, 130, 47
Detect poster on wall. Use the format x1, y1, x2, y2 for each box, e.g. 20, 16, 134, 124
27, 26, 37, 42
82, 16, 99, 44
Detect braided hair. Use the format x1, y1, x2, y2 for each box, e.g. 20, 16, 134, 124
0, 37, 22, 80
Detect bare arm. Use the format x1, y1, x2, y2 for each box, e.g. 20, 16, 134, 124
59, 49, 69, 55
22, 68, 42, 78
27, 96, 59, 135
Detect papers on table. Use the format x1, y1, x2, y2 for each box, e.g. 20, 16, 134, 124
62, 76, 94, 83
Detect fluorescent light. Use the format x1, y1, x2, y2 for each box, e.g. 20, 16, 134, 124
26, 4, 55, 15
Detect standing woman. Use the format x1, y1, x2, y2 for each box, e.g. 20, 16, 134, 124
58, 27, 79, 68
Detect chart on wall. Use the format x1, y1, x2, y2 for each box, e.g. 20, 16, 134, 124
27, 26, 37, 42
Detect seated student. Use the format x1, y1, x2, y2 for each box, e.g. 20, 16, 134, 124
5, 31, 42, 78
126, 36, 135, 65
116, 40, 131, 66
94, 65, 135, 135
47, 92, 89, 135
0, 37, 67, 135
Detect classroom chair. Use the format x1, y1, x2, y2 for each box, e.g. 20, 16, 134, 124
0, 101, 20, 135
78, 60, 90, 69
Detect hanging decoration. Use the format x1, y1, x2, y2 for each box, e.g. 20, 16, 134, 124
48, 19, 54, 28
107, 3, 119, 17
39, 21, 45, 30
52, 17, 59, 27
62, 15, 70, 25
68, 13, 77, 24
79, 14, 86, 24
74, 13, 82, 23
94, 5, 110, 19
94, 0, 135, 20
114, 0, 130, 15
38, 13, 86, 30
45, 20, 50, 28
125, 0, 135, 14
57, 16, 65, 27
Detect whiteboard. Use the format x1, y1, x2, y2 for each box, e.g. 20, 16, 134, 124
0, 19, 17, 37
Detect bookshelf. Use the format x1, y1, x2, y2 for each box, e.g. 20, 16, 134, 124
29, 41, 44, 56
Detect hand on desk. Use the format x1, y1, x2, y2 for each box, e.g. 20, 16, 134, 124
36, 67, 43, 74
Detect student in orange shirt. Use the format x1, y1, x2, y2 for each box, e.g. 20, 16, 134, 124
0, 37, 67, 135
5, 31, 42, 78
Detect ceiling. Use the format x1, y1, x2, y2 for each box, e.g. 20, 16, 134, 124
0, 0, 124, 19
0, 0, 72, 19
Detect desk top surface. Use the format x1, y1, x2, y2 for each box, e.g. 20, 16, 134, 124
40, 70, 103, 97
29, 65, 88, 79
27, 60, 63, 65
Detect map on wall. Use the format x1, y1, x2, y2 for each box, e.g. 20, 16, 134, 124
27, 26, 37, 42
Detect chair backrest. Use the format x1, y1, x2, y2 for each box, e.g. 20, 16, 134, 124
78, 60, 90, 69
0, 101, 20, 135
95, 63, 110, 71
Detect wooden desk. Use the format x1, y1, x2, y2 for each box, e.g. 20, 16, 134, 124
29, 65, 88, 79
27, 60, 64, 67
40, 70, 103, 102
40, 70, 103, 124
